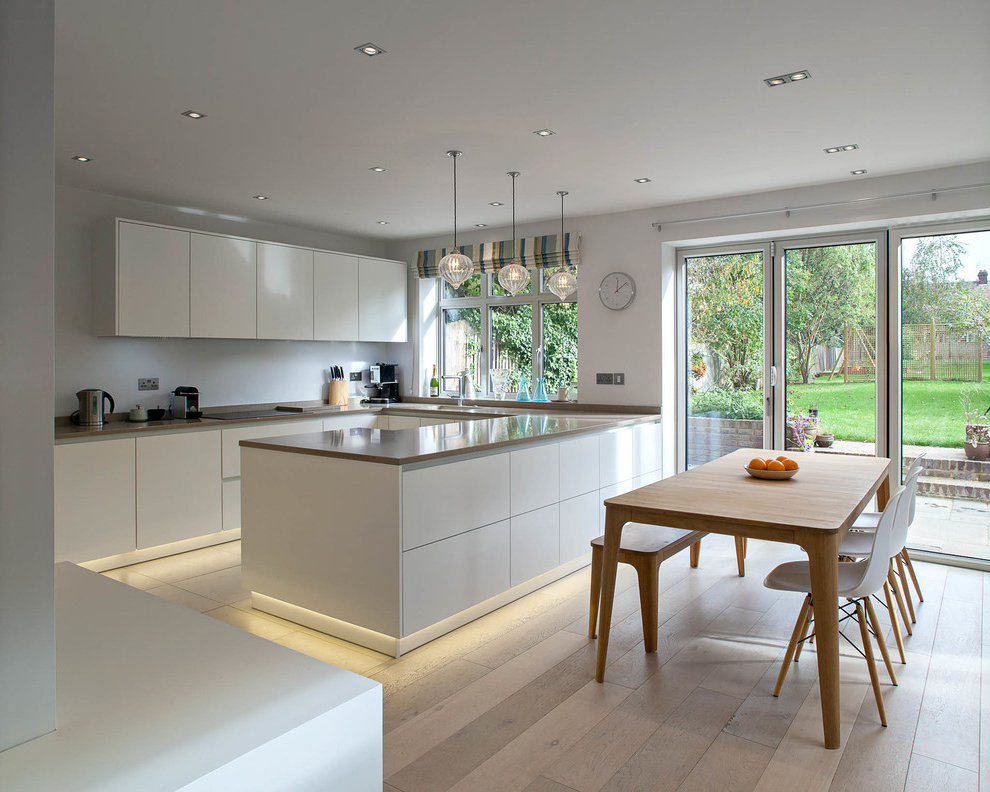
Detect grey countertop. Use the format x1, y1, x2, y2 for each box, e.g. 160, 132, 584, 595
239, 412, 659, 466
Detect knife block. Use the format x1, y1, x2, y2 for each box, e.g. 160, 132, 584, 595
328, 380, 348, 407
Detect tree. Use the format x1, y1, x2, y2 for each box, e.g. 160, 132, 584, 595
902, 235, 968, 324
687, 253, 763, 389
786, 244, 875, 384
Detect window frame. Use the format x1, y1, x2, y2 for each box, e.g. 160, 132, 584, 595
436, 270, 577, 396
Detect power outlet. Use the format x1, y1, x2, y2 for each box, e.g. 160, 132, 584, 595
596, 372, 614, 385
138, 377, 159, 391
349, 371, 362, 381
614, 373, 625, 385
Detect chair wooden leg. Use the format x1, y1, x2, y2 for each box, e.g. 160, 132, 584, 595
856, 600, 887, 727
793, 604, 814, 663
734, 536, 746, 577
588, 544, 603, 639
883, 581, 907, 664
889, 563, 913, 636
689, 540, 700, 568
632, 555, 660, 653
864, 596, 897, 686
896, 553, 917, 624
774, 595, 812, 697
901, 547, 924, 602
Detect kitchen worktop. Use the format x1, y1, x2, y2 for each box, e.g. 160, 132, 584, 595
239, 411, 659, 465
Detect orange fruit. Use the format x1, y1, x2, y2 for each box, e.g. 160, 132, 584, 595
782, 458, 799, 471
776, 456, 789, 462
767, 459, 785, 472
748, 458, 767, 470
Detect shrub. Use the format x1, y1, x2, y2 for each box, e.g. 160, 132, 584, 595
690, 388, 762, 420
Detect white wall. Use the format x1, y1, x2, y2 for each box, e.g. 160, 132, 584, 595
56, 186, 411, 414
0, 0, 56, 750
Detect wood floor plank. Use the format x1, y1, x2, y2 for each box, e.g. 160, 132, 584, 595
896, 559, 947, 655
904, 753, 978, 792
447, 681, 632, 792
912, 598, 981, 772
523, 778, 582, 792
384, 630, 587, 778
980, 643, 990, 792
599, 687, 743, 792
675, 733, 774, 792
384, 658, 491, 733
827, 650, 931, 792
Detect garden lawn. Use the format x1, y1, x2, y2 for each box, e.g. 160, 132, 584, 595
789, 368, 990, 447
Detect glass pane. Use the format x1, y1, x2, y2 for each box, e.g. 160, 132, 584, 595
490, 304, 533, 391
784, 243, 876, 457
442, 307, 481, 386
900, 229, 990, 560
491, 270, 533, 296
686, 252, 765, 468
542, 267, 578, 293
442, 272, 482, 299
541, 302, 578, 392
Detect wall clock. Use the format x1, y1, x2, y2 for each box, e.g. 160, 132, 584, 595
599, 271, 636, 310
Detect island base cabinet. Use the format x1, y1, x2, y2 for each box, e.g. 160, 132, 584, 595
402, 521, 510, 636
510, 505, 560, 587
559, 491, 600, 563
55, 438, 136, 562
137, 431, 222, 549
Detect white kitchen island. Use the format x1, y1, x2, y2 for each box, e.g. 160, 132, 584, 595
240, 411, 662, 657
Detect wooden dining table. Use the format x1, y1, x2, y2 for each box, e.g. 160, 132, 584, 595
594, 447, 890, 749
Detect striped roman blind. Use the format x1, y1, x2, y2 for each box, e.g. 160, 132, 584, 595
415, 232, 580, 278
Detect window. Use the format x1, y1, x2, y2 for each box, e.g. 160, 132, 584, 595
438, 270, 577, 396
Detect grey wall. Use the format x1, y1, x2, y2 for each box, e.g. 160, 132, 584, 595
56, 186, 409, 414
0, 0, 56, 750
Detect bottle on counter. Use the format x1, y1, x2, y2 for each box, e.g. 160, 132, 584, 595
429, 364, 440, 397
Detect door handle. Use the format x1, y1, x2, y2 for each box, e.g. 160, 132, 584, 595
769, 366, 777, 387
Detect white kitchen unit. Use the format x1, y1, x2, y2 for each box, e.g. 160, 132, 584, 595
92, 219, 191, 337
358, 257, 407, 342
136, 430, 223, 549
54, 438, 136, 563
240, 414, 661, 656
257, 242, 314, 340
190, 232, 257, 338
314, 251, 360, 341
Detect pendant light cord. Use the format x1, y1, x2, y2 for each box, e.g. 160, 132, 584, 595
452, 153, 458, 249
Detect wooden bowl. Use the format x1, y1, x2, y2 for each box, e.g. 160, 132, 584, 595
744, 465, 798, 480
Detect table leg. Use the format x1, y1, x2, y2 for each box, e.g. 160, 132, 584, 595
876, 472, 890, 510
802, 532, 842, 749
595, 505, 630, 683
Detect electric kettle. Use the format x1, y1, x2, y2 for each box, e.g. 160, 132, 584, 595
72, 389, 115, 426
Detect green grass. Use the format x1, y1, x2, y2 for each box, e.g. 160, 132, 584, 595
789, 365, 990, 447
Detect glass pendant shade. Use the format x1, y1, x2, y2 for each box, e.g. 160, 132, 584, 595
438, 250, 473, 288
547, 267, 576, 299
498, 260, 530, 295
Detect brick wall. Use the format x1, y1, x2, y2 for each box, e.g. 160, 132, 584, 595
688, 416, 764, 467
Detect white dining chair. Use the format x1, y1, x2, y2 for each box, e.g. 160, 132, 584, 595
763, 486, 906, 727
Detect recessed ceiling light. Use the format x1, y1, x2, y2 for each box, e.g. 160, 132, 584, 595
355, 43, 385, 56
850, 169, 868, 175
824, 144, 859, 154
533, 129, 555, 137
368, 166, 387, 173
181, 110, 207, 119
475, 223, 487, 228
634, 177, 652, 184
765, 70, 811, 86
253, 195, 269, 200
377, 220, 389, 225
842, 144, 859, 151
489, 201, 503, 206
71, 155, 92, 162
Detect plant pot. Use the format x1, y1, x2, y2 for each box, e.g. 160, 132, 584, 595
785, 425, 817, 451
815, 433, 834, 448
964, 441, 990, 461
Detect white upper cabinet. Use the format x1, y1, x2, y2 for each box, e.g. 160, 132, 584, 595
116, 221, 190, 337
314, 252, 359, 341
359, 258, 407, 342
190, 233, 257, 339
257, 243, 314, 340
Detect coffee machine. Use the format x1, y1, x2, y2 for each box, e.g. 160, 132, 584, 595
363, 363, 400, 404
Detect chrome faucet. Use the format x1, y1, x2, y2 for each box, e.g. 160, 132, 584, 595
440, 374, 463, 406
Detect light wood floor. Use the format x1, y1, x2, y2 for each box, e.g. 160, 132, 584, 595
104, 534, 988, 792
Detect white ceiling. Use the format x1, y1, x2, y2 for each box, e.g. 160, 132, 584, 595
55, 0, 990, 240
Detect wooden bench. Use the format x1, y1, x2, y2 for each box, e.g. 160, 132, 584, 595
589, 526, 746, 652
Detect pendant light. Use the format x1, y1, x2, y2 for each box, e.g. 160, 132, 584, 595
546, 190, 577, 300
437, 150, 473, 289
497, 171, 530, 295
